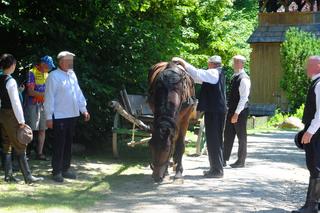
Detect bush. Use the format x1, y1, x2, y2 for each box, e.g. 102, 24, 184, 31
280, 28, 320, 111
267, 109, 289, 127
292, 104, 305, 119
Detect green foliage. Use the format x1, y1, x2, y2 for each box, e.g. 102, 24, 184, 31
280, 28, 320, 110
267, 104, 304, 127
267, 109, 289, 127
292, 104, 305, 119
0, 0, 258, 148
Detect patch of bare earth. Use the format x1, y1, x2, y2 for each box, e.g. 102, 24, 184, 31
86, 131, 308, 213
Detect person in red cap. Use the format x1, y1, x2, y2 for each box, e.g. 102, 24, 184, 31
25, 55, 55, 161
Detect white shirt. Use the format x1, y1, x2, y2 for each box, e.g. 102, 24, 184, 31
5, 78, 25, 124
307, 73, 320, 134
184, 62, 220, 84
232, 69, 251, 114
44, 68, 87, 120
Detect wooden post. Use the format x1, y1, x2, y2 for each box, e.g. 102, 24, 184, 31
195, 118, 205, 155
112, 113, 120, 158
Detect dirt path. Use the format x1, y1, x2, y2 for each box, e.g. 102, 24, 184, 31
87, 131, 309, 213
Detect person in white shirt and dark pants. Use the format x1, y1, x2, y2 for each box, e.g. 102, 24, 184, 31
172, 56, 226, 178
44, 51, 90, 183
292, 56, 320, 213
223, 55, 251, 168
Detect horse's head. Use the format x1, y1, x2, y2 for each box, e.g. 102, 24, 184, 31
148, 62, 185, 182
149, 117, 176, 182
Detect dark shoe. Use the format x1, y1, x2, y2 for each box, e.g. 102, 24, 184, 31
292, 177, 320, 213
36, 154, 48, 161
203, 170, 223, 178
223, 161, 227, 167
17, 153, 43, 184
203, 169, 213, 176
62, 170, 77, 179
52, 173, 64, 183
4, 154, 19, 183
230, 161, 245, 168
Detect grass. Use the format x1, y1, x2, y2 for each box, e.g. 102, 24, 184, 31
0, 153, 149, 213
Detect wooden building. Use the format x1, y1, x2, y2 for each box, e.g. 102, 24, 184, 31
247, 12, 320, 109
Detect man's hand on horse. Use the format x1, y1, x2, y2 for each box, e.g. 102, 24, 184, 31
231, 113, 239, 124
172, 57, 186, 67
83, 111, 91, 122
302, 131, 313, 144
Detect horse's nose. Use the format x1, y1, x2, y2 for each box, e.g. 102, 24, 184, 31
153, 176, 163, 183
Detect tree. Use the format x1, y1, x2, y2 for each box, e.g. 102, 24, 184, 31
280, 28, 320, 110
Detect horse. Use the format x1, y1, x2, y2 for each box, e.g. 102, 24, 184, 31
147, 61, 196, 183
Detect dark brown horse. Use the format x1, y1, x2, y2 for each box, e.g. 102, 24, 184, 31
148, 61, 196, 182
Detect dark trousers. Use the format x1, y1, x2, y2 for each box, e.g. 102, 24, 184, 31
52, 117, 76, 175
305, 129, 320, 178
223, 108, 249, 164
204, 111, 226, 174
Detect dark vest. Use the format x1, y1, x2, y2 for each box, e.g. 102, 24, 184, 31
302, 77, 320, 128
197, 67, 227, 113
228, 72, 249, 114
0, 74, 13, 109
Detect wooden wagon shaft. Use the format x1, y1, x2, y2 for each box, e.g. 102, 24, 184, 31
127, 137, 152, 147
109, 101, 151, 132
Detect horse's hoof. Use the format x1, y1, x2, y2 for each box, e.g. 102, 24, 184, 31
173, 177, 184, 184
174, 172, 183, 180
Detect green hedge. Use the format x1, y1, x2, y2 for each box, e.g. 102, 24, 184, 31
280, 28, 320, 110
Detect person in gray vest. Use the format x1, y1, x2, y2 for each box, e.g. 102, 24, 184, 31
172, 55, 227, 178
223, 55, 251, 168
292, 56, 320, 213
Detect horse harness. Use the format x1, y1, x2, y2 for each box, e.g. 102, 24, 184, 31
149, 64, 197, 111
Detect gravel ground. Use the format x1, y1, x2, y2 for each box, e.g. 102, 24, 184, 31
87, 131, 309, 213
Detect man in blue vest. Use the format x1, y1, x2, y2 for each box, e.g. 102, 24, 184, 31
292, 56, 320, 213
223, 55, 251, 168
172, 56, 227, 178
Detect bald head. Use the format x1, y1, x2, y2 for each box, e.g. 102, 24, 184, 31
307, 56, 320, 78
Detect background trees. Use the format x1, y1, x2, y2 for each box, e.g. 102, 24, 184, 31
0, 0, 258, 148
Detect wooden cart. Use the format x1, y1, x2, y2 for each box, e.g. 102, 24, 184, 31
109, 89, 154, 158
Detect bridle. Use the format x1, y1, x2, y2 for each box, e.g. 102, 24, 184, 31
148, 62, 197, 177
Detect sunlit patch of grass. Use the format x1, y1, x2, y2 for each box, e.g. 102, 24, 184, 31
0, 156, 147, 213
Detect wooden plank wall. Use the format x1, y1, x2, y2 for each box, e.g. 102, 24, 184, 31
259, 12, 315, 25
250, 43, 287, 107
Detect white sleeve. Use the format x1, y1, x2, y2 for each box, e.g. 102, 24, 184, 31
184, 62, 219, 85
44, 74, 56, 120
6, 79, 25, 124
235, 77, 251, 114
307, 82, 320, 134
73, 74, 87, 113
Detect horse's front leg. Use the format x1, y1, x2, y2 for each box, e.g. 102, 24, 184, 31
173, 107, 194, 180
173, 136, 185, 179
